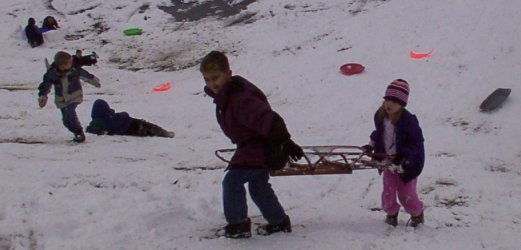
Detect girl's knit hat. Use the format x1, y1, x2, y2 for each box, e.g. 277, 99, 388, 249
384, 79, 409, 106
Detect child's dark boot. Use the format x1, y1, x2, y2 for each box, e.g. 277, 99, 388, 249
409, 210, 424, 227
385, 212, 398, 227
157, 128, 175, 138
73, 129, 86, 143
224, 218, 251, 239
256, 215, 292, 236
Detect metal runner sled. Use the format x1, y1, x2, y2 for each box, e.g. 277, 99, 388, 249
215, 145, 391, 176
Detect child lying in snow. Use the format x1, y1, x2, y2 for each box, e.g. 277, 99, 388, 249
86, 99, 174, 138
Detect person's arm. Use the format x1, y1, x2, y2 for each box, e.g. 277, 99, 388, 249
38, 26, 49, 33
37, 74, 53, 107
79, 68, 101, 88
399, 115, 424, 160
397, 115, 425, 183
233, 95, 274, 137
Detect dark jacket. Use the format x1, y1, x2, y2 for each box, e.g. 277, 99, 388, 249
37, 64, 97, 108
370, 109, 425, 183
39, 16, 59, 33
73, 53, 98, 67
25, 18, 43, 47
205, 75, 279, 168
90, 99, 132, 135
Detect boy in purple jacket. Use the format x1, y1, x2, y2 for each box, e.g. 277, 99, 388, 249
200, 51, 304, 238
363, 79, 425, 227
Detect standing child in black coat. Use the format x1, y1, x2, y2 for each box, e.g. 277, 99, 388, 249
25, 18, 43, 48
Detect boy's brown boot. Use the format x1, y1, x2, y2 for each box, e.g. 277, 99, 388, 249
256, 215, 292, 236
224, 218, 251, 239
385, 212, 399, 227
73, 129, 86, 143
409, 210, 424, 227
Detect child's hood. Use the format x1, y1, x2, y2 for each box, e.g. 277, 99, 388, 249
91, 99, 115, 118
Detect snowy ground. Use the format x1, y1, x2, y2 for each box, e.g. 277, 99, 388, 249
1, 0, 521, 249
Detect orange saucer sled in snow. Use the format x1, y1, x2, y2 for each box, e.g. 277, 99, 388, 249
152, 82, 171, 92
409, 49, 433, 59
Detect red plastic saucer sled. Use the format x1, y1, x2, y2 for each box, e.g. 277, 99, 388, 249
153, 82, 171, 92
340, 63, 365, 75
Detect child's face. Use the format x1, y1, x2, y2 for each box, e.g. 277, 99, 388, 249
202, 69, 232, 94
383, 100, 403, 115
57, 58, 73, 72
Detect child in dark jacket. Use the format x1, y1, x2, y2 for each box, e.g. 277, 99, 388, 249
73, 50, 98, 68
200, 51, 304, 239
85, 99, 174, 138
363, 79, 425, 227
40, 16, 59, 33
25, 18, 44, 48
37, 51, 101, 142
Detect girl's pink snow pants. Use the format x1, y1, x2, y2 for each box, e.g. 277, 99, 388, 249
381, 170, 423, 216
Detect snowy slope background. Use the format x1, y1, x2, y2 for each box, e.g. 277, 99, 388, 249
1, 0, 521, 249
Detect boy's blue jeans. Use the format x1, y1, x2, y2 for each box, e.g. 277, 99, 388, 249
222, 168, 287, 225
60, 103, 82, 133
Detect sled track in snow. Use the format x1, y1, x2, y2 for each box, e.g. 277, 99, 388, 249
0, 138, 45, 144
348, 0, 391, 15
172, 165, 225, 171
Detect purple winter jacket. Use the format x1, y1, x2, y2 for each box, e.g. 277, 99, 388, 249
370, 108, 425, 183
91, 99, 132, 135
205, 75, 275, 168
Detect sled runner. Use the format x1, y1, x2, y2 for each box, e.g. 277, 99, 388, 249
215, 145, 390, 176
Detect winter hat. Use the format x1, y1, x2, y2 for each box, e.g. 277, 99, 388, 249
384, 79, 409, 106
54, 51, 72, 66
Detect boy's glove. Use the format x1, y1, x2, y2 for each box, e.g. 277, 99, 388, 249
38, 95, 48, 108
361, 144, 373, 154
92, 76, 101, 88
283, 139, 304, 161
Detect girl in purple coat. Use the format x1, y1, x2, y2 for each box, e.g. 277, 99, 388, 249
363, 79, 425, 227
200, 51, 303, 239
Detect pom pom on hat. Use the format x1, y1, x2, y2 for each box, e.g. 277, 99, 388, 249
384, 79, 409, 106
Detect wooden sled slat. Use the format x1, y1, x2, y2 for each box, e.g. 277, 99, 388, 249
215, 146, 389, 177
270, 163, 353, 176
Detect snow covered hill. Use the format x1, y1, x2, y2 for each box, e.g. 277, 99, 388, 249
1, 0, 520, 249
